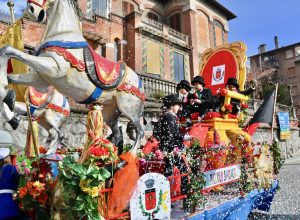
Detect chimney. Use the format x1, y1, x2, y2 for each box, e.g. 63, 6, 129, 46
259, 44, 266, 54
274, 36, 279, 49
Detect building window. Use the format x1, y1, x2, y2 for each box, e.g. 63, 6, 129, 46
288, 67, 296, 78
174, 52, 184, 82
86, 0, 110, 18
213, 20, 225, 47
123, 1, 134, 16
114, 39, 121, 62
286, 49, 293, 59
169, 13, 181, 32
146, 40, 160, 74
147, 12, 159, 21
92, 0, 107, 12
263, 56, 269, 61
99, 44, 106, 57
295, 46, 300, 56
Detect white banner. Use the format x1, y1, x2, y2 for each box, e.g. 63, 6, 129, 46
204, 164, 241, 189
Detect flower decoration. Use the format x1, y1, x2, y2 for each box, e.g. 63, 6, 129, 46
155, 149, 164, 160
16, 154, 33, 175
88, 137, 118, 164
15, 158, 53, 217
240, 103, 249, 109
224, 104, 233, 112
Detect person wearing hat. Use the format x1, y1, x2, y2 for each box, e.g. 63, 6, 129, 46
152, 94, 191, 196
176, 80, 192, 121
217, 77, 256, 114
189, 76, 214, 118
0, 148, 24, 219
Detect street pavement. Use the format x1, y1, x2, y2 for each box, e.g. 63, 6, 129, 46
249, 152, 300, 220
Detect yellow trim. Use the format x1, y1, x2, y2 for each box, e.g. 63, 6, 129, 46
199, 41, 247, 91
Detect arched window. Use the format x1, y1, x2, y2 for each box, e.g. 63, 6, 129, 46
99, 44, 106, 57
147, 12, 159, 21
169, 13, 181, 32
114, 39, 121, 62
213, 20, 225, 47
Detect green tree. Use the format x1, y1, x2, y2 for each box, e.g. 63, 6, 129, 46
263, 83, 290, 105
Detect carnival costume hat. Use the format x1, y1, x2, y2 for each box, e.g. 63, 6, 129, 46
226, 77, 239, 89
192, 76, 206, 87
177, 80, 191, 92
0, 148, 10, 160
163, 94, 183, 107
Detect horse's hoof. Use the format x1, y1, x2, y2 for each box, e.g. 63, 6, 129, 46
7, 116, 20, 130
3, 89, 16, 111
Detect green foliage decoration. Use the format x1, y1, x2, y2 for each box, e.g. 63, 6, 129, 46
59, 156, 111, 220
183, 141, 206, 212
270, 139, 285, 175
239, 143, 254, 195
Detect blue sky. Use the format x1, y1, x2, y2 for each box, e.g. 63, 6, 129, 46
0, 0, 26, 15
1, 0, 299, 57
218, 0, 300, 56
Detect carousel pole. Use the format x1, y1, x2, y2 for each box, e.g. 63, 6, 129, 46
24, 88, 39, 157
271, 83, 278, 141
7, 1, 15, 24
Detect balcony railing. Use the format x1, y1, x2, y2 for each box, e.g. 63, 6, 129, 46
139, 73, 177, 100
141, 17, 163, 30
167, 26, 187, 42
140, 17, 189, 47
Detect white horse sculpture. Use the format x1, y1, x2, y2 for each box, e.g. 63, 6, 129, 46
0, 86, 70, 154
0, 0, 145, 151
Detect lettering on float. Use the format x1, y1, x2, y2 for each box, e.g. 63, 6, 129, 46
203, 164, 241, 189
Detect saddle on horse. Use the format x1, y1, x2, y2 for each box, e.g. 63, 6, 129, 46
84, 46, 126, 90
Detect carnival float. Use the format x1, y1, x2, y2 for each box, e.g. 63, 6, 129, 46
0, 0, 284, 220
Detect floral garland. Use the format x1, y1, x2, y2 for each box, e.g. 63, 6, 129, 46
184, 141, 206, 212
238, 103, 249, 126
239, 142, 253, 196
270, 139, 285, 175
138, 190, 163, 218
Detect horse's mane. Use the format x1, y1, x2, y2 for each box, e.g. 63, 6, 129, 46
66, 0, 83, 19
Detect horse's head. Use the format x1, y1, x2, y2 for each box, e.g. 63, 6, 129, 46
26, 0, 54, 23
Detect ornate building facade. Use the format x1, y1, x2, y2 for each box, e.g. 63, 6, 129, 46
0, 0, 235, 97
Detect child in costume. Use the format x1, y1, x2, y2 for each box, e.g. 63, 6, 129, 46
176, 80, 192, 124
153, 94, 192, 195
217, 77, 255, 115
189, 76, 214, 119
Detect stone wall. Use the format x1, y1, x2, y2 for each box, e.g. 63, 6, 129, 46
0, 104, 161, 149
1, 100, 299, 161
252, 128, 300, 159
